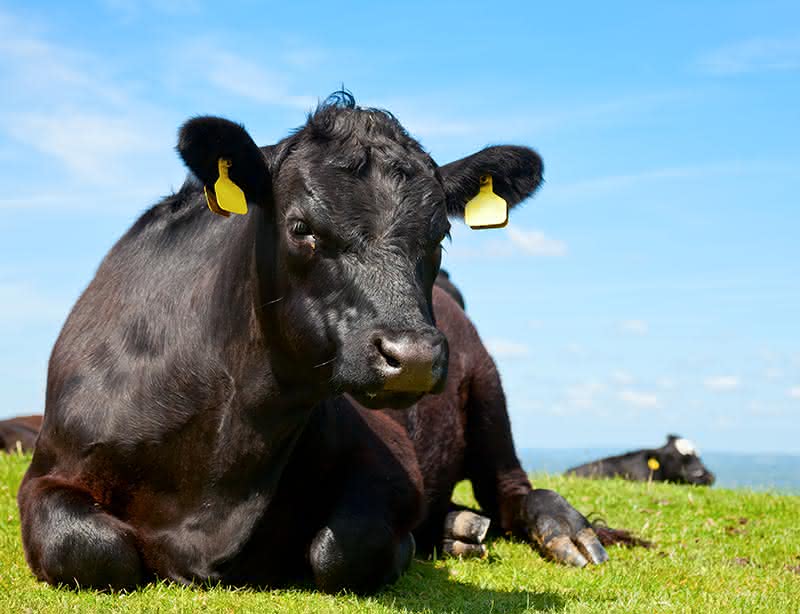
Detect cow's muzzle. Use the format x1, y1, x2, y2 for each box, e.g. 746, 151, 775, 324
373, 329, 448, 394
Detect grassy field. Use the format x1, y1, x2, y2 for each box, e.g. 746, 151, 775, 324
1, 453, 798, 613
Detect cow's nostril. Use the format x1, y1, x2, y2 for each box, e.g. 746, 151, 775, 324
374, 332, 445, 393
375, 338, 402, 369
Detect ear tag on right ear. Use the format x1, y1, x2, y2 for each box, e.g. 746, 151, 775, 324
464, 175, 508, 229
213, 158, 248, 215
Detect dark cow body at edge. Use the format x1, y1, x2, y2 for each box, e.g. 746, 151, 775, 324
18, 94, 608, 593
567, 435, 715, 485
0, 416, 43, 453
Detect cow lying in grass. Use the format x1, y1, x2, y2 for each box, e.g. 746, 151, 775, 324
0, 415, 42, 453
566, 435, 715, 485
18, 93, 610, 593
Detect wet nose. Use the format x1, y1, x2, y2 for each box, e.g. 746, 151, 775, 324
374, 330, 448, 393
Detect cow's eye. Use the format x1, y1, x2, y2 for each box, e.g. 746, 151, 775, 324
291, 220, 313, 237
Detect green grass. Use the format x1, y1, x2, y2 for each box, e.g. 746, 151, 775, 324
1, 453, 798, 613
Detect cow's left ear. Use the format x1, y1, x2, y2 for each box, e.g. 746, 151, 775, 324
439, 145, 543, 218
177, 116, 271, 208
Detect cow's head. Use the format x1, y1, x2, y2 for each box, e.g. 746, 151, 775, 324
653, 435, 715, 485
177, 92, 542, 409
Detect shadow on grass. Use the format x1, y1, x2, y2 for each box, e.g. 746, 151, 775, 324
375, 559, 566, 613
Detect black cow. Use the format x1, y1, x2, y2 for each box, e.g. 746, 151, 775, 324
566, 435, 715, 485
18, 93, 607, 593
0, 415, 43, 453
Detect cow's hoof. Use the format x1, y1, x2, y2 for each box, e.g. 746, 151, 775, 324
442, 539, 488, 559
443, 510, 491, 544
523, 489, 609, 567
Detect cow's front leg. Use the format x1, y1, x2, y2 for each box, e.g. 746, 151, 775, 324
309, 511, 415, 594
522, 489, 608, 567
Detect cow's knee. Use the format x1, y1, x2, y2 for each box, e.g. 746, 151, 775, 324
309, 519, 414, 594
20, 482, 143, 590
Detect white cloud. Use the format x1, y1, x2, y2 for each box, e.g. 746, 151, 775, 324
764, 367, 783, 380
698, 37, 800, 75
486, 338, 530, 359
5, 113, 164, 183
620, 319, 649, 335
0, 10, 172, 186
174, 44, 315, 109
446, 225, 567, 261
506, 227, 568, 257
789, 387, 800, 399
704, 376, 740, 392
611, 370, 634, 385
619, 389, 659, 408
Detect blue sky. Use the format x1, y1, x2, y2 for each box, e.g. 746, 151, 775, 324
0, 1, 798, 453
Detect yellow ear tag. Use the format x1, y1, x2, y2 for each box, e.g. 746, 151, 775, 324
213, 158, 248, 215
464, 175, 508, 229
647, 458, 660, 471
204, 186, 230, 217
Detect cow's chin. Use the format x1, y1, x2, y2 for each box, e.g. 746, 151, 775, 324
350, 390, 428, 410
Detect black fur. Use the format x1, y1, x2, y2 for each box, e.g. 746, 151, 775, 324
18, 93, 544, 592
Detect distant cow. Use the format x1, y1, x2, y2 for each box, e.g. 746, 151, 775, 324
19, 93, 608, 593
0, 415, 42, 453
566, 435, 715, 485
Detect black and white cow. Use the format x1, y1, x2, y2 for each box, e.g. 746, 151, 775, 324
567, 435, 715, 485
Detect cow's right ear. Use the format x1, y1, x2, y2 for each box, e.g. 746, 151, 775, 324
177, 116, 271, 207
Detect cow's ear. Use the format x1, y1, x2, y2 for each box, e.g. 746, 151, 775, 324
177, 116, 271, 207
439, 145, 543, 219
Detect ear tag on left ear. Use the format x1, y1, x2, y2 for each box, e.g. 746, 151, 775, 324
204, 186, 230, 217
647, 458, 660, 471
464, 175, 508, 230
213, 158, 248, 215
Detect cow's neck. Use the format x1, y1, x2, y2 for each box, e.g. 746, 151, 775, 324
208, 205, 324, 433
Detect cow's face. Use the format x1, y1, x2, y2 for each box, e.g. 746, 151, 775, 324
178, 94, 542, 409
658, 436, 715, 485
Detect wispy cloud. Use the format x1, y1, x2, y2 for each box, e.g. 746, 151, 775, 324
506, 227, 568, 257
486, 338, 530, 359
5, 113, 164, 183
611, 370, 635, 385
704, 375, 741, 392
619, 389, 660, 408
620, 319, 649, 335
447, 225, 567, 260
172, 43, 316, 110
789, 386, 800, 400
698, 36, 800, 75
0, 10, 172, 186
